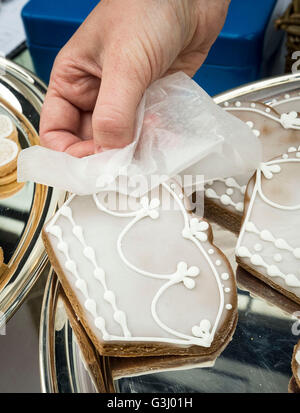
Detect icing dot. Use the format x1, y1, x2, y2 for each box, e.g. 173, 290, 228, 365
197, 221, 209, 231
84, 299, 97, 318
170, 183, 176, 189
215, 260, 221, 266
83, 246, 95, 261
57, 241, 68, 254
225, 287, 231, 293
285, 274, 300, 287
94, 267, 105, 282
282, 154, 288, 159
226, 304, 232, 310
224, 101, 229, 107
273, 253, 282, 263
251, 254, 264, 266
60, 205, 72, 219
293, 248, 300, 259
178, 193, 184, 199
246, 121, 254, 128
226, 188, 234, 196
65, 260, 77, 274
260, 230, 274, 242
236, 246, 251, 258
196, 232, 208, 242
208, 249, 214, 255
220, 194, 231, 205
73, 225, 84, 243
235, 203, 244, 212
284, 94, 290, 99
221, 273, 229, 280
250, 103, 256, 108
75, 279, 88, 298
265, 107, 271, 113
254, 243, 263, 252
253, 129, 260, 137
267, 265, 280, 277
235, 101, 241, 107
95, 317, 105, 330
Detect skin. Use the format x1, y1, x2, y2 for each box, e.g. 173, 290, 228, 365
40, 0, 230, 157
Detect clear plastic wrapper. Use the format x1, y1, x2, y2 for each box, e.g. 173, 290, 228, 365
18, 72, 262, 196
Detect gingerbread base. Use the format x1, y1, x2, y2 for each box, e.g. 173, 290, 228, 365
204, 198, 241, 235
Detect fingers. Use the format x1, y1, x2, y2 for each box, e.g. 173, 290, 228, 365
92, 54, 146, 151
65, 139, 96, 157
39, 90, 82, 152
39, 53, 101, 156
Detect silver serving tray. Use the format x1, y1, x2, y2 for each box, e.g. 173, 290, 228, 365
40, 73, 300, 393
0, 57, 64, 325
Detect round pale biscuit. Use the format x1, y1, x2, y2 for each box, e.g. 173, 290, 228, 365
0, 138, 19, 177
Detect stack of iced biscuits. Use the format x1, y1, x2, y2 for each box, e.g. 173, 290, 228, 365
0, 114, 23, 198
204, 91, 300, 389
43, 90, 300, 387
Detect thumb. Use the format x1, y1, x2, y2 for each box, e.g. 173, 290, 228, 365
92, 56, 146, 152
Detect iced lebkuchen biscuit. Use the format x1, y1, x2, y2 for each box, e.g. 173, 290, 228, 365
236, 152, 300, 305
204, 101, 300, 233
289, 341, 300, 393
43, 181, 237, 357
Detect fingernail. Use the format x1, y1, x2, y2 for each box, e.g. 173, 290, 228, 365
94, 144, 102, 154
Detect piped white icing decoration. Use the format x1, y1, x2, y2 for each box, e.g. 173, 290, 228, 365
245, 221, 300, 259
236, 156, 300, 290
46, 197, 131, 338
192, 319, 211, 339
205, 187, 243, 212
260, 163, 281, 180
46, 183, 233, 347
236, 246, 300, 287
224, 102, 300, 130
280, 111, 300, 129
0, 115, 13, 139
182, 218, 209, 242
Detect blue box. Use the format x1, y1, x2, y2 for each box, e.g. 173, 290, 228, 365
22, 0, 276, 96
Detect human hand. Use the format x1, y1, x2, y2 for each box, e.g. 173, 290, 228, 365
40, 0, 230, 157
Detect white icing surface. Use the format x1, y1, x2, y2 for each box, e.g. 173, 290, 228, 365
46, 182, 235, 349
0, 138, 18, 167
